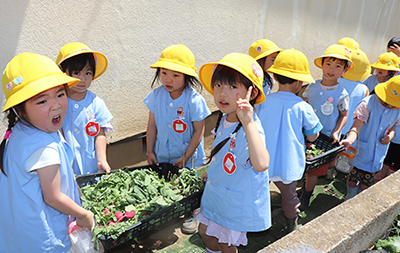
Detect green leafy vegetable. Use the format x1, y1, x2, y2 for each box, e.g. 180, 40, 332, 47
80, 167, 204, 250
305, 142, 324, 159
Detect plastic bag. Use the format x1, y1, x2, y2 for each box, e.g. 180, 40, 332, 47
68, 221, 98, 253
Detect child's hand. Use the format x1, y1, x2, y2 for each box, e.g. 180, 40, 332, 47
330, 132, 339, 144
381, 135, 391, 145
98, 161, 111, 174
76, 210, 94, 229
173, 156, 184, 169
236, 86, 254, 124
201, 171, 208, 181
339, 139, 352, 150
388, 44, 400, 57
147, 152, 159, 166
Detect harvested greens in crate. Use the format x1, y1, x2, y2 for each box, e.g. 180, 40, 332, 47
76, 163, 204, 251
304, 133, 345, 174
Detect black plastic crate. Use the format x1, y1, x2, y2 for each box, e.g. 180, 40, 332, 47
75, 163, 203, 252
305, 133, 345, 174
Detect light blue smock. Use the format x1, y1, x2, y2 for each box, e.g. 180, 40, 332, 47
354, 95, 400, 173
0, 122, 79, 253
361, 74, 379, 93
200, 113, 271, 232
307, 80, 349, 137
258, 91, 322, 181
62, 90, 113, 175
143, 85, 211, 168
339, 77, 369, 134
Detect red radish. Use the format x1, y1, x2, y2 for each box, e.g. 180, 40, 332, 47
109, 221, 116, 226
144, 213, 150, 217
104, 209, 111, 216
115, 211, 124, 222
125, 211, 135, 219
306, 143, 312, 149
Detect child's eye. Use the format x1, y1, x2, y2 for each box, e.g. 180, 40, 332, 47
86, 71, 93, 76
58, 92, 65, 98
36, 100, 46, 105
230, 85, 238, 89
214, 83, 221, 88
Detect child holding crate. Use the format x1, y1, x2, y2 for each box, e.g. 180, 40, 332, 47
301, 44, 353, 210
340, 75, 400, 198
260, 48, 322, 232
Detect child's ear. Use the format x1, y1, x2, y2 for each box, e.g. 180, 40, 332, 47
250, 86, 260, 101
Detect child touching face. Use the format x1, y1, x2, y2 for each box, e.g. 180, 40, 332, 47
57, 42, 113, 175
197, 53, 270, 253
340, 75, 400, 198
0, 53, 94, 252
362, 52, 399, 93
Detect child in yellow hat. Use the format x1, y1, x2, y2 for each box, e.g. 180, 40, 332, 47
301, 44, 353, 210
248, 39, 282, 96
0, 53, 94, 252
340, 75, 400, 198
57, 42, 113, 175
143, 44, 211, 234
196, 53, 270, 252
361, 52, 399, 93
260, 48, 322, 232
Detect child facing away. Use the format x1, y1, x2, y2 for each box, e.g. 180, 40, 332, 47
260, 48, 322, 232
0, 53, 94, 252
57, 42, 113, 175
301, 44, 353, 210
387, 36, 400, 58
143, 44, 211, 234
196, 53, 270, 253
340, 75, 400, 198
361, 52, 399, 93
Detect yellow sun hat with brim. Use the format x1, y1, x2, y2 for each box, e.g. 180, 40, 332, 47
342, 49, 371, 82
314, 44, 354, 71
199, 53, 265, 105
337, 37, 360, 50
2, 52, 80, 112
267, 48, 315, 84
371, 52, 400, 72
56, 42, 108, 80
150, 44, 198, 78
375, 75, 400, 108
248, 39, 282, 61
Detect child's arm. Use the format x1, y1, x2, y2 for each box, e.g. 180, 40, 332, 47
381, 124, 396, 145
37, 165, 94, 228
236, 87, 269, 172
331, 110, 348, 144
95, 128, 111, 174
146, 111, 158, 165
173, 119, 205, 168
307, 132, 319, 142
339, 118, 364, 149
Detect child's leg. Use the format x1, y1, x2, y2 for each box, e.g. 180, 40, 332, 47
373, 164, 389, 184
220, 243, 238, 253
274, 181, 300, 232
198, 223, 221, 252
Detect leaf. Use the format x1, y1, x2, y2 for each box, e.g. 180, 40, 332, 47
376, 235, 400, 252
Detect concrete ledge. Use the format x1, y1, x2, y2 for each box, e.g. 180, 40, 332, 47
260, 171, 400, 253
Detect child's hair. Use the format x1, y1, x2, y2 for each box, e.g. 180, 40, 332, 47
206, 65, 259, 164
150, 68, 202, 91
322, 57, 349, 69
387, 37, 400, 49
273, 73, 297, 85
59, 53, 96, 77
256, 58, 274, 88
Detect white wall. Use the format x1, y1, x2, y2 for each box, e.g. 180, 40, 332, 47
1, 0, 399, 143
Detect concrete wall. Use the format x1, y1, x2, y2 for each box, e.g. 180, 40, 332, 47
1, 0, 399, 167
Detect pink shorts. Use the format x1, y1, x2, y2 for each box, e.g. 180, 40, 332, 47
196, 211, 247, 247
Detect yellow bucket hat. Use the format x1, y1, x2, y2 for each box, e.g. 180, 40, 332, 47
56, 42, 108, 80
248, 39, 282, 61
199, 53, 265, 104
375, 75, 400, 108
337, 37, 360, 50
371, 52, 400, 72
267, 48, 315, 84
342, 49, 371, 82
314, 44, 354, 70
150, 44, 198, 78
2, 52, 80, 112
